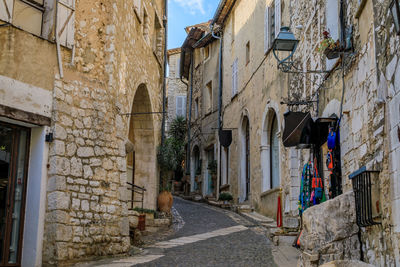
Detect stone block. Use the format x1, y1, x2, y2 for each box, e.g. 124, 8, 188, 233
70, 157, 83, 177
49, 156, 70, 176
48, 191, 70, 210
77, 147, 95, 158
47, 175, 67, 192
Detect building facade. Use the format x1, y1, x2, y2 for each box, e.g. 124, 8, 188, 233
183, 0, 400, 266
0, 0, 165, 265
166, 48, 187, 131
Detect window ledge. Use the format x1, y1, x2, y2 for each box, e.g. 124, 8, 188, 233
260, 187, 280, 198
220, 184, 230, 191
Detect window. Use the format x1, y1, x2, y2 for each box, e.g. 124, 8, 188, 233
0, 0, 74, 47
56, 0, 75, 48
264, 0, 281, 53
194, 97, 199, 119
232, 58, 238, 97
246, 41, 250, 65
176, 57, 180, 78
133, 0, 142, 22
1, 0, 44, 37
270, 113, 280, 188
143, 7, 150, 44
326, 0, 340, 69
204, 45, 210, 60
231, 10, 235, 43
176, 96, 186, 118
153, 12, 163, 59
205, 81, 212, 113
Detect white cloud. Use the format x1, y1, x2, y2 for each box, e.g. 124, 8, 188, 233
172, 0, 205, 15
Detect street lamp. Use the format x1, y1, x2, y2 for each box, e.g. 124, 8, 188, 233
390, 0, 400, 35
272, 26, 299, 72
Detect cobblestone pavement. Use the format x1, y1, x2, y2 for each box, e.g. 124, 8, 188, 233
137, 197, 277, 267
75, 198, 278, 267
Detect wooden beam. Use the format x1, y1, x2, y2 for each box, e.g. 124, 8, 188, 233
0, 104, 51, 126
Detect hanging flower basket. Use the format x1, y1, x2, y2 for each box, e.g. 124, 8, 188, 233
317, 30, 341, 60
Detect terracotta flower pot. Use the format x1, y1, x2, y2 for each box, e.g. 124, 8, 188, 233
158, 191, 173, 213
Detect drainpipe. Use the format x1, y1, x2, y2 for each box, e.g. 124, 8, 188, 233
161, 0, 168, 145
211, 24, 223, 199
186, 53, 194, 175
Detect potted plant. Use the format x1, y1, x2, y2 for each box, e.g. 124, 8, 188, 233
317, 30, 341, 59
157, 117, 187, 213
219, 192, 233, 204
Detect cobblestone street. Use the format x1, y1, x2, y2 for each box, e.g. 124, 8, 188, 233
76, 198, 278, 266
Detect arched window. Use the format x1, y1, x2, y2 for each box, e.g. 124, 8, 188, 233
270, 113, 280, 188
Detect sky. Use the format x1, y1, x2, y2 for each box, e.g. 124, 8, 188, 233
168, 0, 220, 49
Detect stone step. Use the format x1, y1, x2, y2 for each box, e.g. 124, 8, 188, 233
237, 204, 254, 213
240, 212, 274, 224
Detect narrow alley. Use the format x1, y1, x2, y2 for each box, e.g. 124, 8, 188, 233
75, 197, 299, 266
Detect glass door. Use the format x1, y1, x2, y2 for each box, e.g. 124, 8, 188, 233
0, 123, 30, 267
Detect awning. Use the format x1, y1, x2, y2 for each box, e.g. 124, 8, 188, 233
282, 112, 338, 148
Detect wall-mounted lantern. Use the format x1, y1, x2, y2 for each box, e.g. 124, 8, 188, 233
272, 26, 299, 72
390, 0, 400, 35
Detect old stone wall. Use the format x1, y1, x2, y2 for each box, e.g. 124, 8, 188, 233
43, 0, 165, 264
167, 51, 187, 131
289, 0, 398, 265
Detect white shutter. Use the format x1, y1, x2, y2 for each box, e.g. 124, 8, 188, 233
232, 59, 238, 97
0, 0, 13, 22
57, 0, 75, 48
176, 96, 183, 117
275, 0, 281, 38
182, 96, 187, 118
264, 7, 269, 53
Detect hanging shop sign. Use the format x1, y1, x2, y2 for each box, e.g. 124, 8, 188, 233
219, 130, 232, 148
282, 111, 314, 148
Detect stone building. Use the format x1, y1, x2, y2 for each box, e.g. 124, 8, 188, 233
166, 48, 187, 131
0, 0, 166, 265
180, 21, 224, 198
183, 0, 400, 266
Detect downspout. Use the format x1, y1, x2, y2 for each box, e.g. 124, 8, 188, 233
211, 24, 223, 198
186, 52, 194, 175
161, 0, 168, 145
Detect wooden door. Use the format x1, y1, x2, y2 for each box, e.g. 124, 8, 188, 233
0, 123, 30, 267
245, 119, 250, 200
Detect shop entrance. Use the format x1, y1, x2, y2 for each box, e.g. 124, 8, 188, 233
0, 122, 30, 266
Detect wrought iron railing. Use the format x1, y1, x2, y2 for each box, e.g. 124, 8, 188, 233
349, 167, 381, 227
127, 182, 146, 210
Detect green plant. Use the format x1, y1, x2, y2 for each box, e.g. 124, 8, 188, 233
0, 146, 5, 151
219, 192, 233, 201
133, 207, 156, 215
316, 30, 340, 53
207, 160, 217, 175
157, 117, 187, 191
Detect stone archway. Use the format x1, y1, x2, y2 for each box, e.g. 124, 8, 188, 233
127, 84, 157, 209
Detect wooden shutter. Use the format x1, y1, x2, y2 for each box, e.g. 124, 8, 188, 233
0, 0, 13, 22
182, 96, 187, 118
57, 0, 75, 48
264, 6, 269, 53
275, 0, 281, 38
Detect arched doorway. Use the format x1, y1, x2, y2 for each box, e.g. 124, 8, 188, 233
261, 109, 280, 192
240, 115, 250, 202
127, 84, 156, 209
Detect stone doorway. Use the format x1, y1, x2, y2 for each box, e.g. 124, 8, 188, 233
239, 115, 250, 203
127, 84, 157, 210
